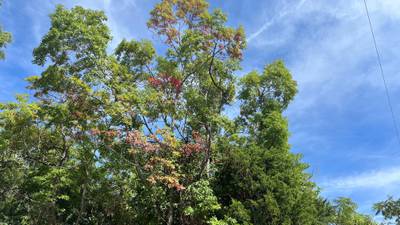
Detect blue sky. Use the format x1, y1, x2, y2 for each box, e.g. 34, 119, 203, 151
1, 0, 400, 218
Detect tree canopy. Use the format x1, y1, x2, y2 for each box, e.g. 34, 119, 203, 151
0, 1, 11, 59
0, 1, 378, 224
374, 196, 400, 225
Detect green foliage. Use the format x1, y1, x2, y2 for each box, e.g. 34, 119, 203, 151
33, 5, 110, 67
213, 59, 316, 224
375, 196, 400, 224
331, 198, 376, 225
226, 200, 252, 225
0, 1, 11, 59
0, 28, 10, 59
0, 1, 377, 225
315, 198, 336, 224
182, 180, 221, 223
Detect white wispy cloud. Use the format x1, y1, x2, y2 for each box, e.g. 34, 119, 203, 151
246, 0, 307, 43
322, 166, 400, 190
269, 0, 400, 212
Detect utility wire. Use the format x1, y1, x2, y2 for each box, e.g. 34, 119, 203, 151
363, 0, 400, 145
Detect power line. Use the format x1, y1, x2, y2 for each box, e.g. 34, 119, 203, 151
363, 0, 400, 146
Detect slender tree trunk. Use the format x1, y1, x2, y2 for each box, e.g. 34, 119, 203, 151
75, 164, 88, 225
167, 190, 174, 225
75, 184, 87, 225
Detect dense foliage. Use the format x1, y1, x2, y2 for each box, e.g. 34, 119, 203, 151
0, 1, 11, 59
0, 1, 379, 224
375, 197, 400, 224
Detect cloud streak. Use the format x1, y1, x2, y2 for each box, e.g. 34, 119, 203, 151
246, 0, 307, 43
249, 0, 400, 213
322, 166, 400, 191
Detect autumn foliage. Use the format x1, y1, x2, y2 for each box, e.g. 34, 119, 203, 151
0, 1, 377, 225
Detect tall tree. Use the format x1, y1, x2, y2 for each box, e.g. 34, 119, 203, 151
375, 196, 400, 225
0, 0, 11, 59
331, 198, 376, 225
213, 61, 323, 225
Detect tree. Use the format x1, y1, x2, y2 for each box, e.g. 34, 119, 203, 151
375, 197, 400, 225
0, 0, 11, 59
213, 61, 324, 225
0, 1, 378, 225
331, 198, 376, 225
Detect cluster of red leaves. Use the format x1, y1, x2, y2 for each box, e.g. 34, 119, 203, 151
176, 0, 208, 24
125, 131, 179, 189
148, 0, 245, 61
126, 131, 187, 191
181, 143, 203, 156
148, 0, 208, 44
126, 130, 159, 153
181, 132, 206, 156
147, 0, 178, 43
90, 128, 103, 136
148, 73, 183, 94
144, 157, 175, 171
72, 111, 86, 120
147, 174, 185, 191
122, 129, 207, 191
203, 27, 245, 60
165, 28, 179, 44
227, 32, 245, 60
145, 156, 186, 191
91, 128, 120, 142
148, 77, 162, 87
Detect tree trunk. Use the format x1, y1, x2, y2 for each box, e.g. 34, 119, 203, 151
167, 190, 174, 225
